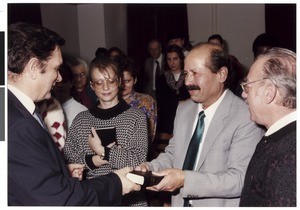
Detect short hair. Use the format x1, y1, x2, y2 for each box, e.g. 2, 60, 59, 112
8, 22, 65, 74
208, 34, 223, 46
116, 56, 139, 79
89, 56, 120, 80
252, 33, 279, 58
65, 56, 88, 75
95, 47, 109, 58
258, 47, 296, 109
147, 39, 162, 49
165, 44, 185, 70
192, 43, 232, 88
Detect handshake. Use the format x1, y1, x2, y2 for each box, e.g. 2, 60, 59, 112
115, 164, 164, 195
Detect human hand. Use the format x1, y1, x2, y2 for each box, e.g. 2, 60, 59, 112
134, 162, 150, 172
68, 163, 85, 180
114, 167, 141, 195
88, 127, 105, 156
146, 168, 185, 192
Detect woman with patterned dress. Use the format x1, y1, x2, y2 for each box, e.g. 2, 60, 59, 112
117, 56, 157, 144
63, 57, 148, 206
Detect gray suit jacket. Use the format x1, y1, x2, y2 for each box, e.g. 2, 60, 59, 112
147, 90, 265, 207
143, 55, 165, 97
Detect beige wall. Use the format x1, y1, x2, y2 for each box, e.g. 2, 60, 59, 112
187, 4, 265, 71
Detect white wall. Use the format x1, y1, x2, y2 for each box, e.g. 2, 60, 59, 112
40, 4, 80, 58
41, 3, 265, 70
187, 4, 265, 71
104, 4, 127, 54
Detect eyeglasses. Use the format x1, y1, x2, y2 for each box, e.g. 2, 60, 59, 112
240, 78, 268, 94
73, 72, 86, 78
90, 77, 118, 90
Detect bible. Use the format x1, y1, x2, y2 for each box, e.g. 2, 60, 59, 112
94, 127, 116, 147
126, 170, 164, 187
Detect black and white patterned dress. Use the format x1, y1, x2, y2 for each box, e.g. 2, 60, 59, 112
64, 98, 148, 206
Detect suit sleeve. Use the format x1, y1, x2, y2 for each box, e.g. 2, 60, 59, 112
182, 111, 264, 198
8, 118, 122, 206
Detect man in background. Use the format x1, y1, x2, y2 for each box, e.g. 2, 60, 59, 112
144, 39, 164, 98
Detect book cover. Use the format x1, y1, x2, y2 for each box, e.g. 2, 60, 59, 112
126, 170, 164, 187
94, 127, 116, 147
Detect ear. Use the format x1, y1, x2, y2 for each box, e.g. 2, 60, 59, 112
26, 58, 40, 79
218, 66, 228, 83
134, 77, 137, 84
264, 82, 277, 104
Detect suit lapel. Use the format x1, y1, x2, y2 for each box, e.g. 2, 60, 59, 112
196, 91, 233, 170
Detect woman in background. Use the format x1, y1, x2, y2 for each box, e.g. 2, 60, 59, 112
156, 44, 190, 137
117, 56, 157, 145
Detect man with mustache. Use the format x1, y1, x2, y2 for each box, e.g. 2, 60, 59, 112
135, 43, 265, 207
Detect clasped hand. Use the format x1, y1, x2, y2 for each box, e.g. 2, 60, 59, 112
135, 164, 185, 192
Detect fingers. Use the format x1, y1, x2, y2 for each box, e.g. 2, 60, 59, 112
135, 163, 149, 172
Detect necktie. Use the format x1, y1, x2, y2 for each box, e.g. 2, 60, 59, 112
182, 111, 205, 207
155, 60, 160, 80
33, 109, 47, 130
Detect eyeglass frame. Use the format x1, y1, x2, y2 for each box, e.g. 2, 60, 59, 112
90, 77, 119, 89
240, 78, 268, 93
73, 72, 86, 78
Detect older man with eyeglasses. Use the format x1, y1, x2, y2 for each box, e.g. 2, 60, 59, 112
239, 47, 296, 207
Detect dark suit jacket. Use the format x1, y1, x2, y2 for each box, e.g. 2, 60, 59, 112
8, 90, 122, 206
143, 55, 165, 97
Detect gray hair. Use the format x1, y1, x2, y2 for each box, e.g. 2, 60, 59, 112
65, 56, 88, 75
258, 47, 296, 109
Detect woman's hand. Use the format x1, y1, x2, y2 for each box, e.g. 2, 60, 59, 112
88, 127, 105, 156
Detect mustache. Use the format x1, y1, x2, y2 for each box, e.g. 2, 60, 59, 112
186, 85, 201, 91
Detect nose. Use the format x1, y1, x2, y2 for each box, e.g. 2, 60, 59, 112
103, 80, 109, 90
56, 72, 62, 82
184, 72, 193, 85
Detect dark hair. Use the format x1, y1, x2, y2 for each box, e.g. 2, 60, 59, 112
165, 44, 185, 70
108, 47, 126, 60
252, 33, 279, 58
8, 22, 65, 74
208, 34, 223, 46
116, 56, 139, 79
193, 43, 232, 88
59, 63, 74, 83
95, 47, 109, 58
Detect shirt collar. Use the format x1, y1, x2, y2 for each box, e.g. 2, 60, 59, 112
199, 89, 228, 122
8, 84, 36, 115
155, 53, 163, 63
265, 111, 297, 136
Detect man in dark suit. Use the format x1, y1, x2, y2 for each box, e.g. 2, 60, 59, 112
143, 39, 164, 98
8, 22, 140, 206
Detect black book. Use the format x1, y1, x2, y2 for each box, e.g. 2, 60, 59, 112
126, 170, 164, 187
94, 127, 116, 147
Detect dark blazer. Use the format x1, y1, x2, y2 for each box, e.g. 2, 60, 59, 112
8, 90, 122, 206
143, 55, 165, 97
155, 73, 190, 134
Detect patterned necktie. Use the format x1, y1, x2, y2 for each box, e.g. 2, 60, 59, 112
182, 111, 205, 206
